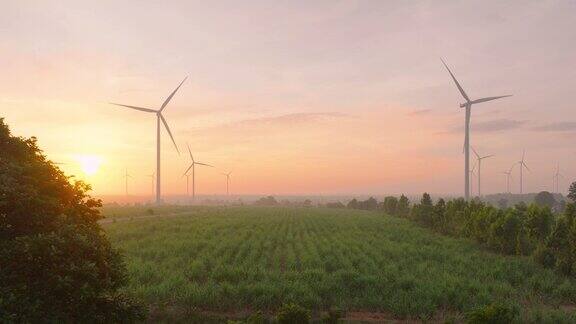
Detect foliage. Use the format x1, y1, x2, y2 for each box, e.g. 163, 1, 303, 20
466, 303, 519, 324
0, 119, 144, 322
382, 196, 399, 215
254, 196, 279, 206
534, 191, 556, 208
347, 198, 358, 209
569, 181, 576, 202
276, 303, 310, 324
322, 307, 345, 324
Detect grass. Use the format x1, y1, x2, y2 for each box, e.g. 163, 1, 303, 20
100, 204, 203, 219
104, 206, 576, 322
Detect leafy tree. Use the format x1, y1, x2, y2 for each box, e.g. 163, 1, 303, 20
534, 191, 556, 208
347, 198, 358, 209
569, 181, 576, 202
255, 196, 278, 206
382, 196, 398, 215
396, 195, 410, 217
413, 193, 434, 226
525, 204, 554, 243
497, 198, 508, 209
0, 119, 145, 322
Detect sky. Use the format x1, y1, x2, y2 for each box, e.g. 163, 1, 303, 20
1, 0, 575, 198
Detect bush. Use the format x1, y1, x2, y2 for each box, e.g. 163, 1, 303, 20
467, 303, 519, 324
0, 119, 145, 322
276, 303, 310, 324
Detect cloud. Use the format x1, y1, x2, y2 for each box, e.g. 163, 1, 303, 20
227, 112, 349, 128
445, 119, 527, 134
532, 122, 576, 132
408, 109, 432, 116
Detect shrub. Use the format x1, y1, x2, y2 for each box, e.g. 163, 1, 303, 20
383, 196, 399, 215
147, 208, 155, 215
277, 303, 310, 324
0, 119, 145, 322
397, 195, 411, 218
466, 303, 519, 324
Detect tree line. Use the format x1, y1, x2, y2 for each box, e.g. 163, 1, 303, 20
345, 187, 576, 276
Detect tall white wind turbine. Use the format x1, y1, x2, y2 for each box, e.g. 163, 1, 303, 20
183, 143, 213, 200
502, 166, 514, 193
111, 78, 186, 204
471, 147, 494, 197
553, 163, 564, 193
441, 59, 511, 200
516, 150, 530, 194
222, 172, 232, 196
123, 168, 133, 197
469, 162, 477, 197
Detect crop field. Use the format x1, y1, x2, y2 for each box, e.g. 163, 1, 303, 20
104, 206, 576, 322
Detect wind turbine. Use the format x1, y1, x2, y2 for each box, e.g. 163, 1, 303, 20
502, 166, 514, 193
553, 163, 564, 193
516, 150, 530, 194
183, 143, 213, 199
471, 147, 494, 197
441, 59, 511, 200
111, 77, 186, 204
123, 168, 133, 197
222, 172, 232, 196
469, 162, 477, 197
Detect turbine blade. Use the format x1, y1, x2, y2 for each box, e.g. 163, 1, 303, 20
186, 143, 194, 162
440, 58, 470, 102
110, 103, 156, 113
483, 155, 494, 159
523, 162, 531, 172
522, 149, 526, 162
471, 147, 480, 159
160, 114, 179, 154
469, 95, 512, 105
196, 162, 214, 167
160, 77, 188, 112
183, 163, 193, 176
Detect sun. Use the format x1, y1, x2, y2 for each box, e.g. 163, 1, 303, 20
76, 155, 102, 176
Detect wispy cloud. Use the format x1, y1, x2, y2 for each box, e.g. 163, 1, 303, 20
408, 109, 432, 116
532, 121, 576, 132
445, 119, 527, 134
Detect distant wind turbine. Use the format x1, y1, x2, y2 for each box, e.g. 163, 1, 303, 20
502, 166, 514, 193
471, 147, 494, 197
469, 162, 477, 197
111, 77, 186, 204
183, 143, 213, 199
222, 172, 232, 196
441, 59, 511, 200
553, 163, 564, 193
123, 168, 133, 197
516, 150, 530, 194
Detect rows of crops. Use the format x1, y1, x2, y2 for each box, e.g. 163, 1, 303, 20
105, 206, 576, 321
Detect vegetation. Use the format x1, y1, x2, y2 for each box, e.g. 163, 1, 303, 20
0, 119, 144, 322
569, 181, 576, 202
105, 206, 576, 321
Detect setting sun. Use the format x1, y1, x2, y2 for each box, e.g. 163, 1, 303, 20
75, 155, 102, 176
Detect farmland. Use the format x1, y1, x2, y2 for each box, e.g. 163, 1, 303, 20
104, 206, 576, 322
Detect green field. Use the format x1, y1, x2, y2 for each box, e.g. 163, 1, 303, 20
104, 206, 576, 322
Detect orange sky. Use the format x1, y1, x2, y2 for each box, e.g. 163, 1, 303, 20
1, 1, 575, 197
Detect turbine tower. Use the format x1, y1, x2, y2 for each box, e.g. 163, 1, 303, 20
441, 59, 511, 200
222, 172, 232, 196
553, 163, 564, 193
502, 167, 513, 193
469, 162, 477, 197
123, 168, 132, 197
183, 143, 213, 200
471, 147, 493, 197
516, 150, 530, 194
111, 78, 186, 204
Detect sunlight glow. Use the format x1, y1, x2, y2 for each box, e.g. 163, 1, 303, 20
75, 155, 102, 176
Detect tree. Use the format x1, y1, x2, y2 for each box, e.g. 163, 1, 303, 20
347, 198, 358, 209
534, 191, 556, 208
0, 119, 145, 322
255, 196, 278, 206
568, 181, 576, 202
396, 195, 410, 217
382, 196, 398, 215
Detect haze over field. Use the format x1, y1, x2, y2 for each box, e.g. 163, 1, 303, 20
1, 1, 575, 197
